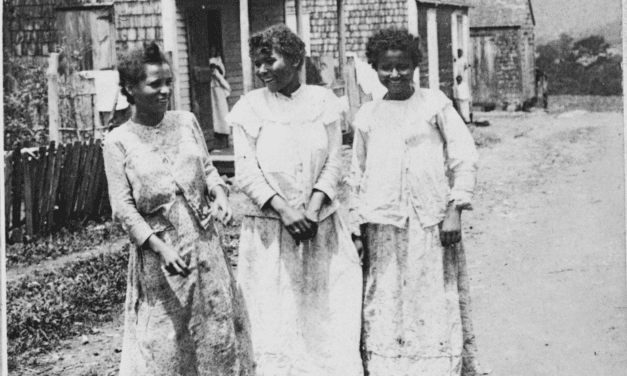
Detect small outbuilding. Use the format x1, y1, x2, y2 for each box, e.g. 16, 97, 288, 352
469, 0, 536, 110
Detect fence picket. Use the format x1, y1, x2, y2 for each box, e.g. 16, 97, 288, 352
5, 153, 14, 227
22, 154, 35, 237
34, 146, 48, 230
11, 144, 23, 230
39, 142, 56, 232
84, 140, 102, 215
47, 143, 65, 232
65, 141, 83, 219
76, 140, 96, 217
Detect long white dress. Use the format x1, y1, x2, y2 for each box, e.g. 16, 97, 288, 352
227, 85, 364, 376
350, 89, 481, 376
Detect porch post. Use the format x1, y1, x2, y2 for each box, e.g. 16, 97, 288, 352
161, 0, 181, 109
337, 0, 346, 84
295, 0, 306, 83
427, 8, 439, 90
240, 0, 253, 93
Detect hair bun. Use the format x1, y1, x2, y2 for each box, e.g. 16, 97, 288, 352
144, 41, 161, 60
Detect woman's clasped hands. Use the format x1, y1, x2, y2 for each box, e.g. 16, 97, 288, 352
269, 195, 320, 244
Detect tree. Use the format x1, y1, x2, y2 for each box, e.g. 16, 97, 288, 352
535, 34, 622, 96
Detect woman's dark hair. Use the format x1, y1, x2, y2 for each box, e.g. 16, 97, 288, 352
365, 28, 422, 70
249, 24, 305, 69
117, 41, 171, 104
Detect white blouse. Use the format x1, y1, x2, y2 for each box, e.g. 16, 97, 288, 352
227, 85, 344, 220
349, 88, 479, 233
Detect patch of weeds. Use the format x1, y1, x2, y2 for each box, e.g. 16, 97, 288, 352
6, 221, 125, 268
7, 245, 129, 369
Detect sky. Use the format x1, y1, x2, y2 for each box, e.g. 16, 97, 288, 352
531, 0, 622, 42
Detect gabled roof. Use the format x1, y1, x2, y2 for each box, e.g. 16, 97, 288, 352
469, 0, 535, 28
417, 0, 471, 7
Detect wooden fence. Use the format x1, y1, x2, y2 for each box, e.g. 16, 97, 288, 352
4, 140, 110, 238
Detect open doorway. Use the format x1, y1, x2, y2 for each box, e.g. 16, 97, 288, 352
186, 7, 229, 150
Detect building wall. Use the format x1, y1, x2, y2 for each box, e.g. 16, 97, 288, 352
307, 0, 409, 59
4, 0, 164, 59
435, 5, 454, 98
519, 11, 535, 103
471, 27, 523, 107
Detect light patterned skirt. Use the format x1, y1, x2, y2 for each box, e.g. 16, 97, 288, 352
119, 195, 254, 376
236, 212, 364, 376
361, 213, 481, 376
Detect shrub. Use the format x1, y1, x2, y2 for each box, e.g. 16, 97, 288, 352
3, 50, 49, 150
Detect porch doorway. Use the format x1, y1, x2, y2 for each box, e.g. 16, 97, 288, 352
186, 7, 228, 150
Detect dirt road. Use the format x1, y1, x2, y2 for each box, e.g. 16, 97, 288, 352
465, 111, 626, 375
14, 110, 627, 375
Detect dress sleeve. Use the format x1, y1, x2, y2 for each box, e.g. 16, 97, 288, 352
103, 137, 154, 247
232, 122, 277, 208
436, 103, 479, 210
348, 126, 368, 236
313, 89, 345, 200
313, 119, 342, 201
189, 113, 229, 196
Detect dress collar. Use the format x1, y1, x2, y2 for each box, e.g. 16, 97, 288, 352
272, 83, 305, 101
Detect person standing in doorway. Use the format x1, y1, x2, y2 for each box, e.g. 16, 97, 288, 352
455, 48, 469, 79
209, 46, 232, 148
454, 74, 472, 123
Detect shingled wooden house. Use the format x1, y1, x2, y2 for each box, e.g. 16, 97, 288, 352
4, 0, 472, 149
469, 0, 536, 110
288, 0, 471, 99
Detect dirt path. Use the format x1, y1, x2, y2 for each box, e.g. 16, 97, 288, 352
13, 111, 627, 376
6, 237, 128, 283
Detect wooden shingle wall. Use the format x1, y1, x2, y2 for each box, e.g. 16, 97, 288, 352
175, 9, 191, 111
308, 0, 408, 59
114, 0, 163, 53
4, 0, 164, 58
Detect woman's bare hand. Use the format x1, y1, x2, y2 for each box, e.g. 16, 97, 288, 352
269, 195, 314, 242
210, 186, 233, 225
439, 204, 462, 247
146, 234, 191, 277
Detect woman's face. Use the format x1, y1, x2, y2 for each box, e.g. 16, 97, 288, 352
127, 63, 172, 116
253, 47, 300, 96
376, 49, 416, 100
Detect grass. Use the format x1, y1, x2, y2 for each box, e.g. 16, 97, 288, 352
6, 221, 125, 268
7, 245, 129, 370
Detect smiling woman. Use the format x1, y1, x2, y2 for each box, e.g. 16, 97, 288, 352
103, 41, 254, 376
228, 24, 364, 376
350, 28, 482, 376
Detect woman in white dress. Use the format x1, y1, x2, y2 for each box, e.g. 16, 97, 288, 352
227, 24, 363, 376
350, 28, 482, 376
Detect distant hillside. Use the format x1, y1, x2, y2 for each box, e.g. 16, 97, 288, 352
571, 19, 622, 46
536, 18, 622, 47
